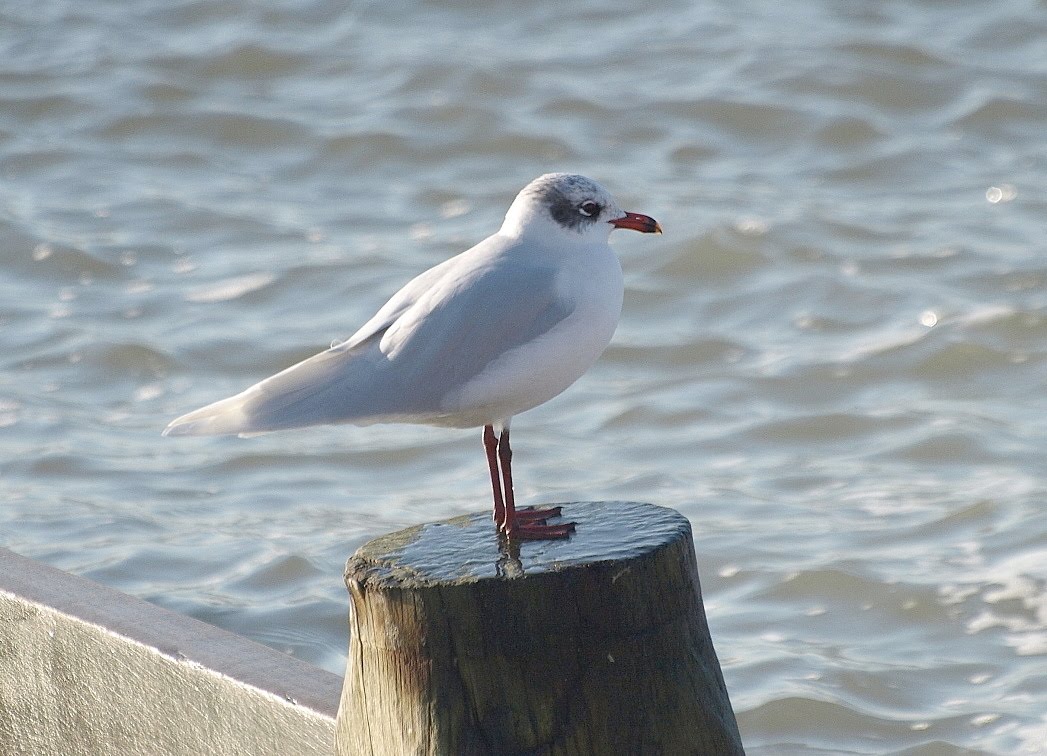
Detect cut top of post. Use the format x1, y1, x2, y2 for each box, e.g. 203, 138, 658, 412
348, 501, 691, 587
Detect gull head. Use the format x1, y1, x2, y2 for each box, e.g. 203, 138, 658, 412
501, 173, 662, 241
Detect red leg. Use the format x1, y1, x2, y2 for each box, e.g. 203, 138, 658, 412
497, 427, 575, 540
483, 425, 505, 528
497, 427, 520, 533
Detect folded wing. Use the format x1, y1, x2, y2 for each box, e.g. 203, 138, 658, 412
163, 237, 573, 436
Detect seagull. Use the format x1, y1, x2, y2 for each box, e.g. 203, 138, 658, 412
164, 173, 661, 540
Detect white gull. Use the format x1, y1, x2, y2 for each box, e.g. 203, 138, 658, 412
164, 173, 661, 539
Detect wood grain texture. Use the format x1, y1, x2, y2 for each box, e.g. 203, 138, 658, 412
335, 501, 743, 755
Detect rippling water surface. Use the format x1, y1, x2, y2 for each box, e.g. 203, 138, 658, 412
3, 1, 1047, 753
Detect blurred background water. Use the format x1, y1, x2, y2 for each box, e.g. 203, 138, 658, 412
2, 0, 1046, 753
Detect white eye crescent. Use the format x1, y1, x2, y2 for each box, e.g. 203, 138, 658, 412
579, 201, 601, 217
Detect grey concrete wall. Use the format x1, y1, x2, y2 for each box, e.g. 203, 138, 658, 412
0, 548, 341, 756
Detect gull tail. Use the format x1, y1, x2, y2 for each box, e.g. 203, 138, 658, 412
162, 340, 387, 438
162, 390, 260, 437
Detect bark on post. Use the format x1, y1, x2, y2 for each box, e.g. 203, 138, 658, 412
335, 501, 743, 755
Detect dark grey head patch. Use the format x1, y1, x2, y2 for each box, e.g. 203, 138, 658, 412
524, 174, 607, 232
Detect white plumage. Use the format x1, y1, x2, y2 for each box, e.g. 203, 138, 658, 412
164, 173, 660, 539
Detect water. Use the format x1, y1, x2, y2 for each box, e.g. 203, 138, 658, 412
2, 0, 1046, 752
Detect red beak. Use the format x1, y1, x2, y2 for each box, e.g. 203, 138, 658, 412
610, 211, 662, 234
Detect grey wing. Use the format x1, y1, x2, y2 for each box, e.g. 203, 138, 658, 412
372, 256, 574, 415
164, 247, 572, 435
332, 253, 463, 352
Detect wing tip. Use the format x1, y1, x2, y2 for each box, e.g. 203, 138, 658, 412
161, 416, 210, 437
161, 397, 252, 437
161, 420, 190, 437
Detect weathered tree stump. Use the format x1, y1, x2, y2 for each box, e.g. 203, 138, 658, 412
335, 501, 743, 755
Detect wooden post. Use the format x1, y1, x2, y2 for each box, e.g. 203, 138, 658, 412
335, 501, 743, 755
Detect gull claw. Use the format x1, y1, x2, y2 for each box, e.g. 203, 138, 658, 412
504, 520, 576, 541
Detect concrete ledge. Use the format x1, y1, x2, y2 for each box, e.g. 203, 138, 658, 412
0, 548, 340, 756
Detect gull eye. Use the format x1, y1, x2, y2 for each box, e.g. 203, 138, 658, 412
578, 200, 601, 217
